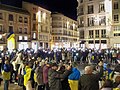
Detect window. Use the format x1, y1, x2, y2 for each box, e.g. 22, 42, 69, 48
19, 36, 22, 40
88, 17, 94, 26
24, 17, 28, 23
24, 28, 27, 34
33, 13, 36, 20
79, 6, 84, 15
79, 17, 84, 27
88, 5, 94, 14
9, 26, 13, 32
33, 24, 36, 31
114, 2, 119, 9
63, 23, 67, 28
0, 25, 2, 32
19, 16, 22, 22
113, 26, 120, 31
99, 3, 105, 12
95, 30, 99, 38
19, 28, 22, 33
24, 36, 28, 40
80, 30, 84, 39
33, 33, 36, 39
101, 29, 106, 38
114, 14, 119, 23
9, 14, 13, 21
99, 16, 106, 25
89, 30, 94, 38
0, 13, 3, 19
114, 33, 120, 36
114, 44, 120, 48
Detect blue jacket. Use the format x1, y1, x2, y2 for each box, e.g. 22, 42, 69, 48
4, 64, 11, 72
68, 67, 80, 80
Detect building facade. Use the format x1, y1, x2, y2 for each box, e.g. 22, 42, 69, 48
77, 0, 120, 49
22, 2, 52, 51
51, 13, 79, 49
0, 4, 30, 51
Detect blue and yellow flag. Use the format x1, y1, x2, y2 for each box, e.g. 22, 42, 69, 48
7, 31, 15, 40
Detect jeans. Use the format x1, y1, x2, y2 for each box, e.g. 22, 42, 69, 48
4, 80, 9, 90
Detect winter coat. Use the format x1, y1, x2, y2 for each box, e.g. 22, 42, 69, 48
24, 66, 32, 86
35, 66, 44, 85
78, 66, 103, 90
48, 68, 71, 90
43, 65, 50, 84
2, 64, 11, 80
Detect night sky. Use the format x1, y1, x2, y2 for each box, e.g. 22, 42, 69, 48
1, 0, 78, 20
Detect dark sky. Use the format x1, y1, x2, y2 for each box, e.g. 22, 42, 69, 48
1, 0, 78, 20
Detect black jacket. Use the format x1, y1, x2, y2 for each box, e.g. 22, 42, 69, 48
78, 66, 103, 90
48, 68, 71, 90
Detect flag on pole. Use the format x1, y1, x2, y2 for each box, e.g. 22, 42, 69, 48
7, 31, 15, 40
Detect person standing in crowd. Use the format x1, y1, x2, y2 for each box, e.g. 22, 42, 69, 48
23, 62, 32, 90
100, 79, 113, 90
78, 61, 104, 90
48, 63, 72, 90
2, 60, 11, 90
34, 61, 45, 90
58, 63, 71, 90
113, 76, 120, 89
43, 61, 51, 90
68, 63, 80, 90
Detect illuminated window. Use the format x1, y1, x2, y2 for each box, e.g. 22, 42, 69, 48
0, 34, 2, 39
114, 2, 119, 9
19, 36, 22, 40
79, 17, 84, 27
114, 14, 119, 23
37, 11, 42, 22
99, 3, 105, 12
33, 33, 36, 39
24, 36, 28, 40
42, 12, 46, 22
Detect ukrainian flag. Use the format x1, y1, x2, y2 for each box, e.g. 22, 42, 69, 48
7, 31, 15, 40
7, 31, 15, 51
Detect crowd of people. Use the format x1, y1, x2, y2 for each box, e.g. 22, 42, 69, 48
0, 47, 119, 90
